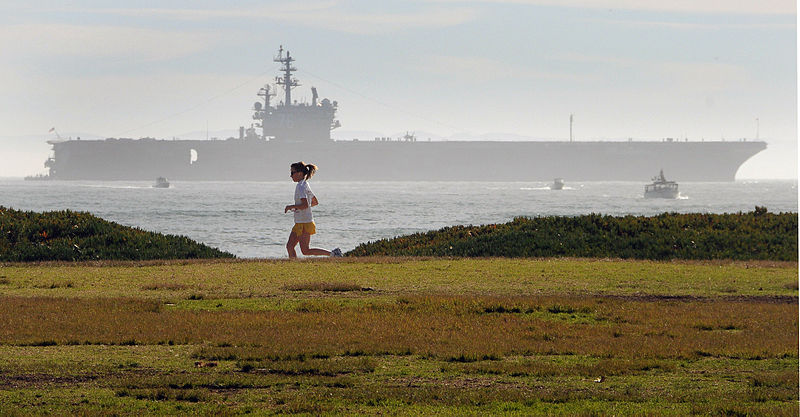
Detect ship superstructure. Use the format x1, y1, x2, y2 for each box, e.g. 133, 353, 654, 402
644, 169, 680, 199
38, 46, 767, 182
252, 46, 340, 142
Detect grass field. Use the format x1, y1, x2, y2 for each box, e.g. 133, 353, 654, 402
0, 258, 797, 415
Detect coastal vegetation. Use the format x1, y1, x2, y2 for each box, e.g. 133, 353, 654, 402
349, 208, 798, 261
0, 206, 797, 414
0, 258, 796, 415
4, 206, 796, 263
0, 207, 234, 261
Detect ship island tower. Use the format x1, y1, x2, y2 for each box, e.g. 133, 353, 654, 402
251, 46, 340, 142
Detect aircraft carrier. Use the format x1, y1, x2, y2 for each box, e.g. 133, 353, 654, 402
39, 47, 767, 182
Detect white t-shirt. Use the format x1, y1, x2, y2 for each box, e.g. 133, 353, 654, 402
293, 179, 315, 223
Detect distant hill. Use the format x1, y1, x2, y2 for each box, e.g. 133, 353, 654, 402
348, 208, 798, 261
0, 207, 234, 262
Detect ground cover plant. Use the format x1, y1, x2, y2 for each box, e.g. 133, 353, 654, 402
0, 258, 796, 415
0, 206, 234, 261
348, 208, 798, 261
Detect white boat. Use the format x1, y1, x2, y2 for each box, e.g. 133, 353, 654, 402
644, 170, 679, 199
153, 177, 170, 188
551, 178, 564, 190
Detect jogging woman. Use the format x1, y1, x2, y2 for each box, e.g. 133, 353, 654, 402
284, 162, 342, 258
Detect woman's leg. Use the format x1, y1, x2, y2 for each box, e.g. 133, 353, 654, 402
286, 231, 300, 258
299, 233, 331, 256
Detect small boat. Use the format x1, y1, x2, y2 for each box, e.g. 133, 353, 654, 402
153, 177, 170, 188
644, 170, 679, 199
551, 178, 564, 190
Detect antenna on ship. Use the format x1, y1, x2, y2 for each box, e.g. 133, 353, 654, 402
569, 114, 573, 142
755, 117, 759, 140
274, 45, 299, 106
258, 84, 274, 107
48, 127, 63, 141
255, 84, 275, 140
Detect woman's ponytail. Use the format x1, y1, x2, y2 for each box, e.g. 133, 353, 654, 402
305, 163, 317, 179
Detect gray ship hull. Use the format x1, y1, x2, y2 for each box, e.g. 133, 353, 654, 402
45, 138, 766, 181
644, 188, 680, 199
43, 48, 767, 182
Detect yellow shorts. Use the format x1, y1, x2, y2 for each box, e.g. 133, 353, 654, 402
292, 222, 316, 237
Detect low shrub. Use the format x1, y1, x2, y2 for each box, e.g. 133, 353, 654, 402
0, 206, 234, 261
348, 208, 797, 261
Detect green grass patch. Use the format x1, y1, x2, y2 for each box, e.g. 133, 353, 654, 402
0, 258, 796, 299
0, 346, 796, 415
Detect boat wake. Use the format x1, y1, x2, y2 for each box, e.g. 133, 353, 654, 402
81, 184, 151, 190
520, 186, 577, 191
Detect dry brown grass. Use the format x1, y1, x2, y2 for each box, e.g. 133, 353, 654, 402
32, 281, 74, 289
0, 259, 795, 415
0, 256, 796, 416
1, 295, 795, 361
140, 282, 191, 291
282, 281, 369, 292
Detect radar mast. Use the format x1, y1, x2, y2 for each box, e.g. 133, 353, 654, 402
274, 45, 299, 106
255, 84, 275, 140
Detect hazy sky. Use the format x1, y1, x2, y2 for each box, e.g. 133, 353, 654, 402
1, 1, 796, 178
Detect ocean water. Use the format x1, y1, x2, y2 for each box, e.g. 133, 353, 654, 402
2, 179, 797, 258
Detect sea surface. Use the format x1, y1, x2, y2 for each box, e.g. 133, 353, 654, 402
2, 179, 797, 258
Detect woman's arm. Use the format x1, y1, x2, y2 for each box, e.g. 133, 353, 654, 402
311, 196, 319, 207
284, 198, 309, 213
